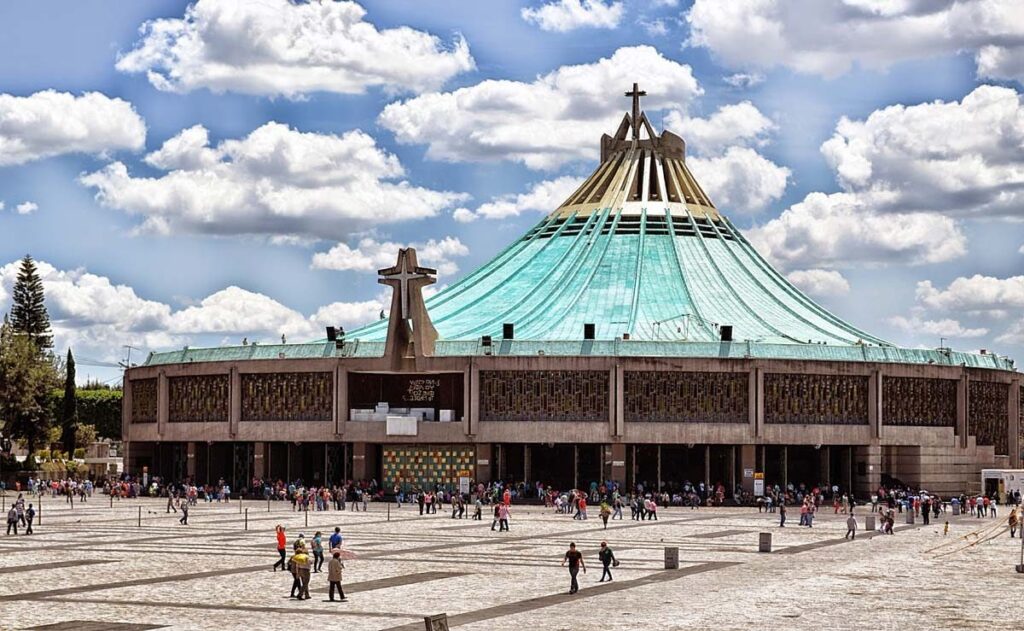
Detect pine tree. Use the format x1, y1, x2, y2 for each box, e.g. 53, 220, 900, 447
10, 255, 52, 351
0, 319, 57, 455
60, 348, 78, 455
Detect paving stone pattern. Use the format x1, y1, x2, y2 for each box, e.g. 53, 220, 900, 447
0, 496, 1016, 630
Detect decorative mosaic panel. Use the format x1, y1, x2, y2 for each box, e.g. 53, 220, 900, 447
624, 371, 748, 423
168, 375, 229, 423
882, 377, 956, 427
765, 373, 868, 425
382, 445, 475, 491
480, 370, 608, 422
1020, 385, 1023, 452
241, 372, 333, 422
970, 380, 1009, 455
130, 378, 158, 423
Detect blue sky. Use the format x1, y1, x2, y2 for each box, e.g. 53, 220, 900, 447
0, 0, 1021, 384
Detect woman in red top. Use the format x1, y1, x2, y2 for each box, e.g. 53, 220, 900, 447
273, 525, 287, 571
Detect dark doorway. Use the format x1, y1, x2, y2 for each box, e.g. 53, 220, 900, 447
661, 445, 704, 489
529, 444, 574, 490
786, 445, 821, 490
633, 445, 658, 490
577, 444, 602, 490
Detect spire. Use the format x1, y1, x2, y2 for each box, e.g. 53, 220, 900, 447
624, 82, 647, 140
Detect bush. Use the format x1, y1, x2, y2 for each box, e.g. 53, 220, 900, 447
73, 448, 85, 459
47, 388, 122, 440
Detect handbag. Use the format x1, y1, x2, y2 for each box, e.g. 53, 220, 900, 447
612, 559, 620, 568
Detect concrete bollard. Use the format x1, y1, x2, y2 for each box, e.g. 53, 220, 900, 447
905, 511, 915, 525
664, 546, 679, 569
865, 514, 875, 532
424, 613, 450, 631
759, 532, 772, 553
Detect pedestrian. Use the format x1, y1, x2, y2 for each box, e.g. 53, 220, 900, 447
600, 503, 611, 530
1009, 508, 1018, 538
473, 497, 482, 520
290, 547, 311, 599
561, 542, 585, 594
329, 526, 343, 551
491, 504, 500, 531
6, 505, 18, 535
167, 491, 177, 513
845, 514, 856, 540
24, 504, 34, 535
327, 550, 347, 601
178, 501, 189, 525
779, 503, 786, 527
273, 525, 287, 571
312, 531, 324, 573
498, 503, 510, 531
597, 541, 616, 582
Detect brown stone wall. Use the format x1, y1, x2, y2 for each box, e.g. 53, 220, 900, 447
131, 378, 158, 423
882, 376, 957, 427
480, 370, 608, 422
969, 380, 1009, 455
241, 372, 333, 422
168, 375, 229, 423
764, 373, 868, 425
624, 371, 747, 422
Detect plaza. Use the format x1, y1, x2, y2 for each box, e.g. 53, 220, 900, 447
0, 495, 1019, 630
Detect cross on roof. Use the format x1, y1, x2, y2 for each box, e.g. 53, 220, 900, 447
378, 249, 436, 320
625, 82, 647, 140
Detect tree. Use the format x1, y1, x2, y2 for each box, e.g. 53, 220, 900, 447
9, 255, 52, 351
60, 348, 78, 454
0, 320, 58, 455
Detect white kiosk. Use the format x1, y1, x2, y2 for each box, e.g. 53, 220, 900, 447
980, 469, 1024, 502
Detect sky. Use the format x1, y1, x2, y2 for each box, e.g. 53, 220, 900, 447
0, 0, 1022, 384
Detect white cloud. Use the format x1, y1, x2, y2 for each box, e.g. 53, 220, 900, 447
379, 46, 702, 170
747, 192, 966, 270
889, 314, 988, 338
311, 299, 386, 330
664, 101, 775, 154
786, 269, 850, 296
638, 18, 669, 37
916, 275, 1024, 313
0, 202, 4, 211
311, 236, 469, 276
521, 0, 623, 32
723, 72, 766, 88
821, 85, 1024, 218
997, 320, 1024, 344
116, 0, 474, 98
685, 0, 1024, 82
167, 286, 318, 340
688, 147, 790, 214
452, 207, 477, 223
80, 122, 466, 240
14, 202, 37, 215
463, 176, 581, 222
0, 90, 145, 166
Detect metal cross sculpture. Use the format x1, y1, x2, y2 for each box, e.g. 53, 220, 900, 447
378, 248, 436, 321
625, 82, 646, 140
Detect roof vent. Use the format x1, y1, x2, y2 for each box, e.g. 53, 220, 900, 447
503, 323, 514, 339
584, 323, 595, 340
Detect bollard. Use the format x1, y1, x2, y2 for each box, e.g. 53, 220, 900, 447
759, 532, 772, 553
38, 497, 41, 525
245, 508, 249, 531
268, 497, 271, 513
240, 498, 243, 514
865, 514, 875, 532
305, 506, 308, 527
905, 511, 915, 525
110, 493, 113, 509
664, 546, 679, 569
388, 502, 391, 522
424, 613, 449, 631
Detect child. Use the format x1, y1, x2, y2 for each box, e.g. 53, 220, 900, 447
328, 551, 346, 601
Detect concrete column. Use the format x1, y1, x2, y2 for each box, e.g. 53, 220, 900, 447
853, 444, 882, 497
229, 367, 240, 438
613, 365, 625, 437
122, 377, 133, 473
704, 445, 711, 487
573, 445, 579, 490
781, 446, 788, 489
819, 446, 830, 487
523, 444, 531, 484
1010, 378, 1021, 468
463, 367, 473, 436
469, 362, 480, 435
253, 441, 265, 479
740, 444, 755, 494
657, 444, 662, 491
729, 445, 736, 492
186, 441, 196, 478
475, 443, 492, 484
157, 371, 168, 438
336, 366, 347, 436
957, 372, 969, 448
748, 369, 757, 437
611, 442, 626, 486
351, 442, 368, 480
870, 370, 882, 439
754, 367, 764, 437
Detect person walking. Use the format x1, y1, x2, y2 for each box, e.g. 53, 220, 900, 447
178, 501, 189, 525
327, 550, 347, 601
273, 525, 287, 571
779, 502, 787, 527
491, 504, 500, 531
561, 542, 585, 594
1010, 507, 1019, 538
329, 527, 343, 552
6, 505, 18, 535
24, 504, 34, 535
597, 541, 616, 582
498, 503, 510, 531
311, 531, 325, 573
599, 503, 611, 529
291, 547, 311, 600
167, 491, 177, 513
845, 514, 857, 540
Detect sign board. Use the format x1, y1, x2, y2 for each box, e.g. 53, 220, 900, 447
753, 472, 764, 479
611, 460, 625, 467
424, 614, 449, 631
459, 477, 470, 495
477, 459, 490, 466
753, 479, 764, 497
743, 468, 754, 478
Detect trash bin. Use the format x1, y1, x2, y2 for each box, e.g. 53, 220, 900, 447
905, 511, 915, 525
664, 546, 679, 569
759, 532, 772, 553
951, 500, 960, 516
864, 514, 875, 531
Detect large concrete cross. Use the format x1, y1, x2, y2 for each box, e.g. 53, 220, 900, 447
378, 248, 436, 320
625, 82, 646, 140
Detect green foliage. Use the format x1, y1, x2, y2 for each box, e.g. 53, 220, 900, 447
60, 348, 78, 453
0, 320, 59, 453
9, 255, 52, 351
47, 389, 122, 440
75, 423, 97, 448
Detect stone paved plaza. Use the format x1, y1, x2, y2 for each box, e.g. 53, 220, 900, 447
0, 496, 1018, 630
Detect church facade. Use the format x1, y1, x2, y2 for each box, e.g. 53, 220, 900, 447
123, 87, 1021, 497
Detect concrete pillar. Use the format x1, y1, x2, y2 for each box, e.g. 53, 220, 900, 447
853, 445, 882, 497
253, 442, 265, 479
819, 446, 830, 487
870, 370, 882, 439
957, 372, 968, 448
704, 444, 711, 487
122, 377, 133, 474
229, 367, 240, 438
1009, 378, 1020, 468
336, 366, 347, 436
469, 362, 480, 436
740, 444, 755, 494
157, 371, 168, 438
748, 369, 757, 436
573, 445, 579, 490
186, 441, 196, 478
523, 444, 531, 484
729, 445, 736, 492
475, 443, 492, 483
463, 367, 472, 436
754, 367, 764, 437
781, 446, 788, 489
351, 442, 369, 480
613, 365, 624, 437
657, 444, 662, 491
497, 444, 505, 481
611, 442, 626, 486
